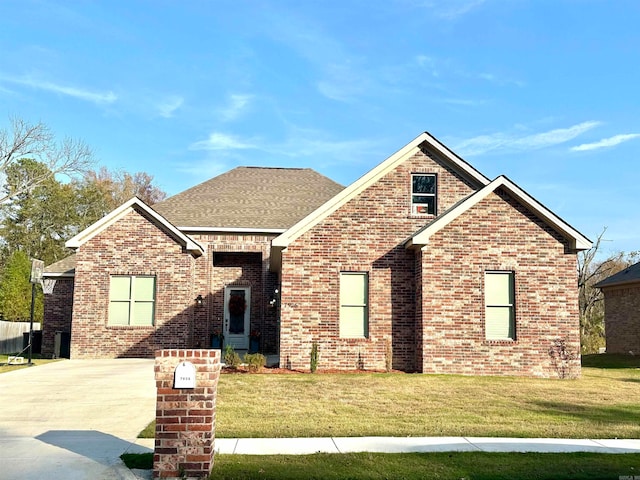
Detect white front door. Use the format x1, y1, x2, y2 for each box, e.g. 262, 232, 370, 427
224, 286, 250, 349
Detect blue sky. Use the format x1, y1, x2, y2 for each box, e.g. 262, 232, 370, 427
1, 0, 639, 256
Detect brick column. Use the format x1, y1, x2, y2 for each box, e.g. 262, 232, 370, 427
154, 349, 221, 479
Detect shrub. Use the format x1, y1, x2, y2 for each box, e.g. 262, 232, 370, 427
244, 353, 266, 373
310, 341, 319, 373
548, 338, 579, 379
385, 339, 393, 372
223, 345, 241, 368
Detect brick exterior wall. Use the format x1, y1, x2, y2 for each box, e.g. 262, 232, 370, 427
154, 349, 220, 479
45, 146, 582, 377
70, 208, 198, 358
190, 234, 278, 354
419, 188, 580, 378
602, 283, 640, 354
279, 148, 477, 372
41, 277, 74, 357
46, 212, 279, 358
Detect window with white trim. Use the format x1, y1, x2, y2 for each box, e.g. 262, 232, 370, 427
484, 271, 515, 340
411, 174, 437, 215
339, 272, 369, 338
109, 275, 156, 326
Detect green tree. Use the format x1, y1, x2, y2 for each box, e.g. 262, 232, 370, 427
0, 250, 42, 322
0, 158, 79, 265
0, 161, 168, 266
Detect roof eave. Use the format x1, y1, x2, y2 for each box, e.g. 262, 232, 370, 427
42, 272, 75, 278
66, 197, 204, 257
595, 278, 640, 289
179, 226, 287, 234
274, 132, 491, 248
410, 176, 592, 251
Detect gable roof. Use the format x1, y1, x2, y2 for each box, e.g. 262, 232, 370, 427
407, 175, 592, 251
272, 132, 490, 248
44, 254, 76, 277
152, 167, 344, 231
595, 261, 640, 289
65, 197, 204, 256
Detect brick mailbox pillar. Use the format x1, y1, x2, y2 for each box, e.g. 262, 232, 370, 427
154, 349, 221, 479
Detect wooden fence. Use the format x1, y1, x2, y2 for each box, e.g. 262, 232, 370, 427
0, 320, 41, 354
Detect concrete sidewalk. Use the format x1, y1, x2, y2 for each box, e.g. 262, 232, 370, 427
133, 436, 640, 455
213, 436, 640, 455
129, 436, 640, 479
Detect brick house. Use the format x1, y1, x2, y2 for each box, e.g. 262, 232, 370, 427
43, 132, 591, 376
595, 261, 640, 355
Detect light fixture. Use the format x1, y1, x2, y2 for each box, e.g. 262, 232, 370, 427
195, 294, 203, 306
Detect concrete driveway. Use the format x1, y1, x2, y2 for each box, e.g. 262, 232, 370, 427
0, 359, 155, 479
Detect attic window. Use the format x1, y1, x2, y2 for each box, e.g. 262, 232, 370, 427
412, 174, 437, 215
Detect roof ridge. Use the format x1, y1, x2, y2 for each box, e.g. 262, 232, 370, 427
240, 166, 309, 171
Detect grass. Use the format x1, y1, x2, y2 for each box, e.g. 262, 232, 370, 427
0, 353, 60, 373
121, 451, 640, 479
140, 354, 640, 439
129, 355, 640, 477
209, 354, 640, 439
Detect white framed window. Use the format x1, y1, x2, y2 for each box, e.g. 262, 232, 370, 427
485, 271, 515, 340
411, 174, 437, 215
339, 272, 369, 338
109, 275, 156, 326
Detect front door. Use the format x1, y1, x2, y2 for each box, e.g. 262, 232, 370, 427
224, 286, 250, 349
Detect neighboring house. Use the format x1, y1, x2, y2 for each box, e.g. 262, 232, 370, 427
595, 261, 640, 355
43, 132, 591, 377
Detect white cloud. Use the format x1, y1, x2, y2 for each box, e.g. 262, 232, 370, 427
276, 134, 379, 161
415, 55, 440, 77
217, 94, 253, 122
189, 132, 257, 151
440, 98, 486, 107
437, 0, 486, 19
0, 74, 117, 104
410, 0, 487, 20
157, 96, 184, 118
176, 160, 228, 177
455, 121, 602, 156
570, 133, 640, 152
478, 72, 525, 87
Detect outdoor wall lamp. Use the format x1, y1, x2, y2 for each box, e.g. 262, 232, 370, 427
195, 294, 203, 306
269, 288, 279, 308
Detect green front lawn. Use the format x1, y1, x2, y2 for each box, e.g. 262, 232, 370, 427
142, 354, 640, 439
212, 355, 640, 439
131, 355, 640, 478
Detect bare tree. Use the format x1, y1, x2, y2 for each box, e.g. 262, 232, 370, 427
578, 227, 639, 352
0, 116, 93, 205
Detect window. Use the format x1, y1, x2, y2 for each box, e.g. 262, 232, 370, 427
109, 275, 156, 326
484, 271, 515, 340
412, 174, 437, 215
339, 272, 369, 338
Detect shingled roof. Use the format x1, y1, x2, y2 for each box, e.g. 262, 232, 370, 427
44, 254, 76, 276
595, 261, 640, 289
152, 167, 344, 230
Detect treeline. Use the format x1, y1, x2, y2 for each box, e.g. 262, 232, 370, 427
0, 116, 166, 322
